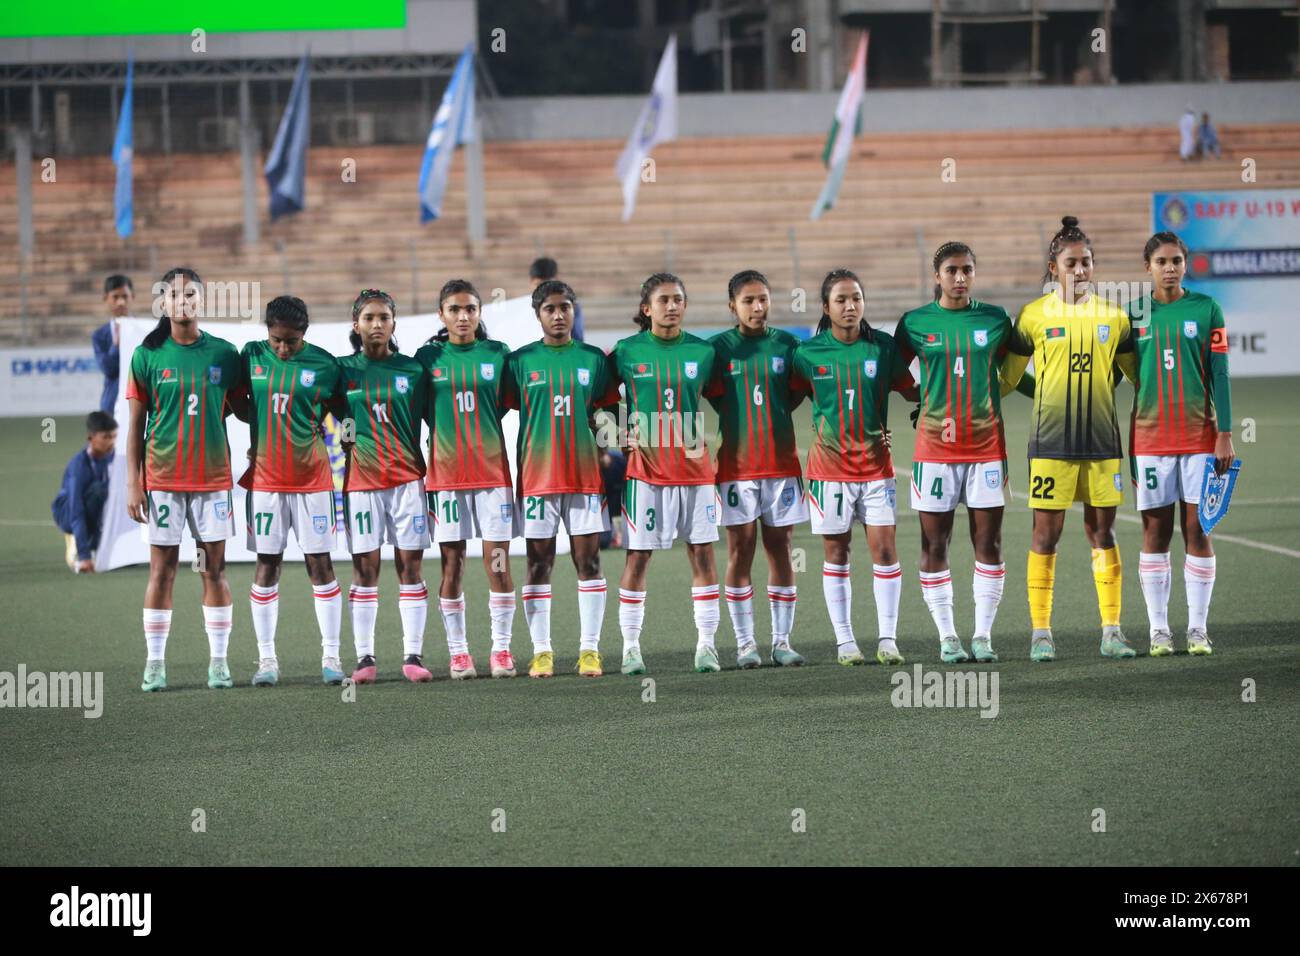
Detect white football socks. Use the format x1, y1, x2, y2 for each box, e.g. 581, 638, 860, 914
439, 592, 467, 655
822, 563, 854, 646
972, 561, 1006, 639
725, 584, 755, 647
768, 585, 797, 648
874, 563, 902, 639
313, 580, 343, 658
249, 584, 278, 658
203, 604, 232, 660
349, 584, 378, 658
1139, 552, 1172, 634
577, 578, 607, 652
488, 591, 516, 652
143, 608, 171, 661
692, 585, 720, 649
522, 584, 552, 652
1185, 554, 1216, 631
918, 568, 955, 639
619, 588, 646, 651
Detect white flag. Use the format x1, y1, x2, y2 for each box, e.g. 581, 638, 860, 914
811, 32, 868, 221
616, 35, 678, 222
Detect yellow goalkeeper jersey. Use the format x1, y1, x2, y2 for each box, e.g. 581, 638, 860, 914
1001, 292, 1137, 460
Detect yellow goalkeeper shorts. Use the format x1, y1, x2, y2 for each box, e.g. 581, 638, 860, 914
1027, 458, 1123, 510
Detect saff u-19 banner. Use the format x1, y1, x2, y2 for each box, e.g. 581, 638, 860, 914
1153, 189, 1300, 377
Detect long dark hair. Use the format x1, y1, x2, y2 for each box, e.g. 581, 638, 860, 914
932, 241, 975, 301
349, 288, 399, 354
429, 279, 489, 343
634, 272, 686, 331
265, 294, 309, 332
1043, 215, 1092, 287
143, 267, 202, 349
816, 268, 873, 340
1143, 230, 1189, 264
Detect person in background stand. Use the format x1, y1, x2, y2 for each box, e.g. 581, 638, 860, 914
92, 274, 134, 412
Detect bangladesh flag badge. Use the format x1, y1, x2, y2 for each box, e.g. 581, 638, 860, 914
1046, 327, 1066, 340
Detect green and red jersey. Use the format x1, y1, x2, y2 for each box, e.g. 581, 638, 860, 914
125, 331, 241, 492
609, 330, 718, 487
894, 299, 1022, 463
236, 339, 342, 493
501, 339, 618, 497
336, 350, 429, 492
414, 338, 512, 491
791, 328, 914, 482
1126, 290, 1232, 455
709, 325, 803, 482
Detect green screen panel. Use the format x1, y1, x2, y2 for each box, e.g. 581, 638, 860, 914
1, 1, 407, 38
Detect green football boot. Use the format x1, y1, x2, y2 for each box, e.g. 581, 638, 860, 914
207, 658, 234, 689
1100, 625, 1136, 659
876, 639, 905, 666
735, 643, 762, 670
1148, 629, 1175, 657
771, 643, 805, 667
1186, 628, 1214, 656
939, 636, 970, 664
621, 645, 646, 676
970, 635, 999, 663
837, 642, 866, 666
1030, 630, 1056, 662
140, 660, 167, 692
693, 643, 721, 673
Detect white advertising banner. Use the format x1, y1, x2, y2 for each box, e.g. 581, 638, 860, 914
95, 295, 556, 570
0, 346, 105, 417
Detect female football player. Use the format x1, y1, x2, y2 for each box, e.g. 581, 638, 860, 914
125, 267, 241, 691
792, 269, 919, 666
1000, 217, 1139, 661
232, 295, 347, 686
501, 280, 619, 678
710, 270, 807, 668
610, 273, 723, 675
894, 243, 1030, 664
415, 279, 518, 679
1128, 231, 1234, 656
338, 289, 433, 683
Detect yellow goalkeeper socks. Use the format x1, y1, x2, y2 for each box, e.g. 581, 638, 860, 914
1027, 550, 1056, 631
1091, 545, 1123, 627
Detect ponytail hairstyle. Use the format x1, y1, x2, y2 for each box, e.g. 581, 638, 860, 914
430, 279, 489, 343
816, 268, 873, 340
532, 278, 577, 315
265, 294, 310, 332
1143, 230, 1189, 264
349, 287, 399, 354
727, 269, 770, 325
143, 267, 202, 349
932, 241, 975, 300
634, 272, 686, 331
1042, 215, 1093, 287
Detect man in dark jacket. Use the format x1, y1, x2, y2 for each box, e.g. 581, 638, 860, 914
52, 411, 118, 573
91, 274, 134, 412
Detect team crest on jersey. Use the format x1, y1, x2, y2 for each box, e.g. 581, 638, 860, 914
312, 515, 328, 535
984, 469, 1000, 489
413, 514, 427, 534
1183, 320, 1198, 339
577, 368, 591, 386
500, 503, 513, 521
772, 356, 786, 373
480, 363, 495, 381
780, 486, 795, 508
863, 360, 877, 378
251, 364, 268, 380
973, 329, 988, 347
208, 366, 222, 385
1097, 325, 1110, 343
395, 375, 410, 394
684, 361, 699, 380
299, 369, 316, 387
158, 368, 178, 385
213, 500, 230, 521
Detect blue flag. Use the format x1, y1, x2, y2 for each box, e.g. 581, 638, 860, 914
1198, 458, 1241, 533
265, 51, 311, 220
112, 56, 133, 238
419, 45, 476, 223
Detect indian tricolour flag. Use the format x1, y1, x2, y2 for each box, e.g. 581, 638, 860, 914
810, 32, 868, 221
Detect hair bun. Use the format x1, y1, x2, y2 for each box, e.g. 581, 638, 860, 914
1061, 215, 1079, 229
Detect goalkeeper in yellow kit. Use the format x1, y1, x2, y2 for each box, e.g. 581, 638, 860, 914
1001, 217, 1138, 661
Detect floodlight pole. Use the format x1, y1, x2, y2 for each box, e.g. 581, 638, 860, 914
239, 77, 261, 247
